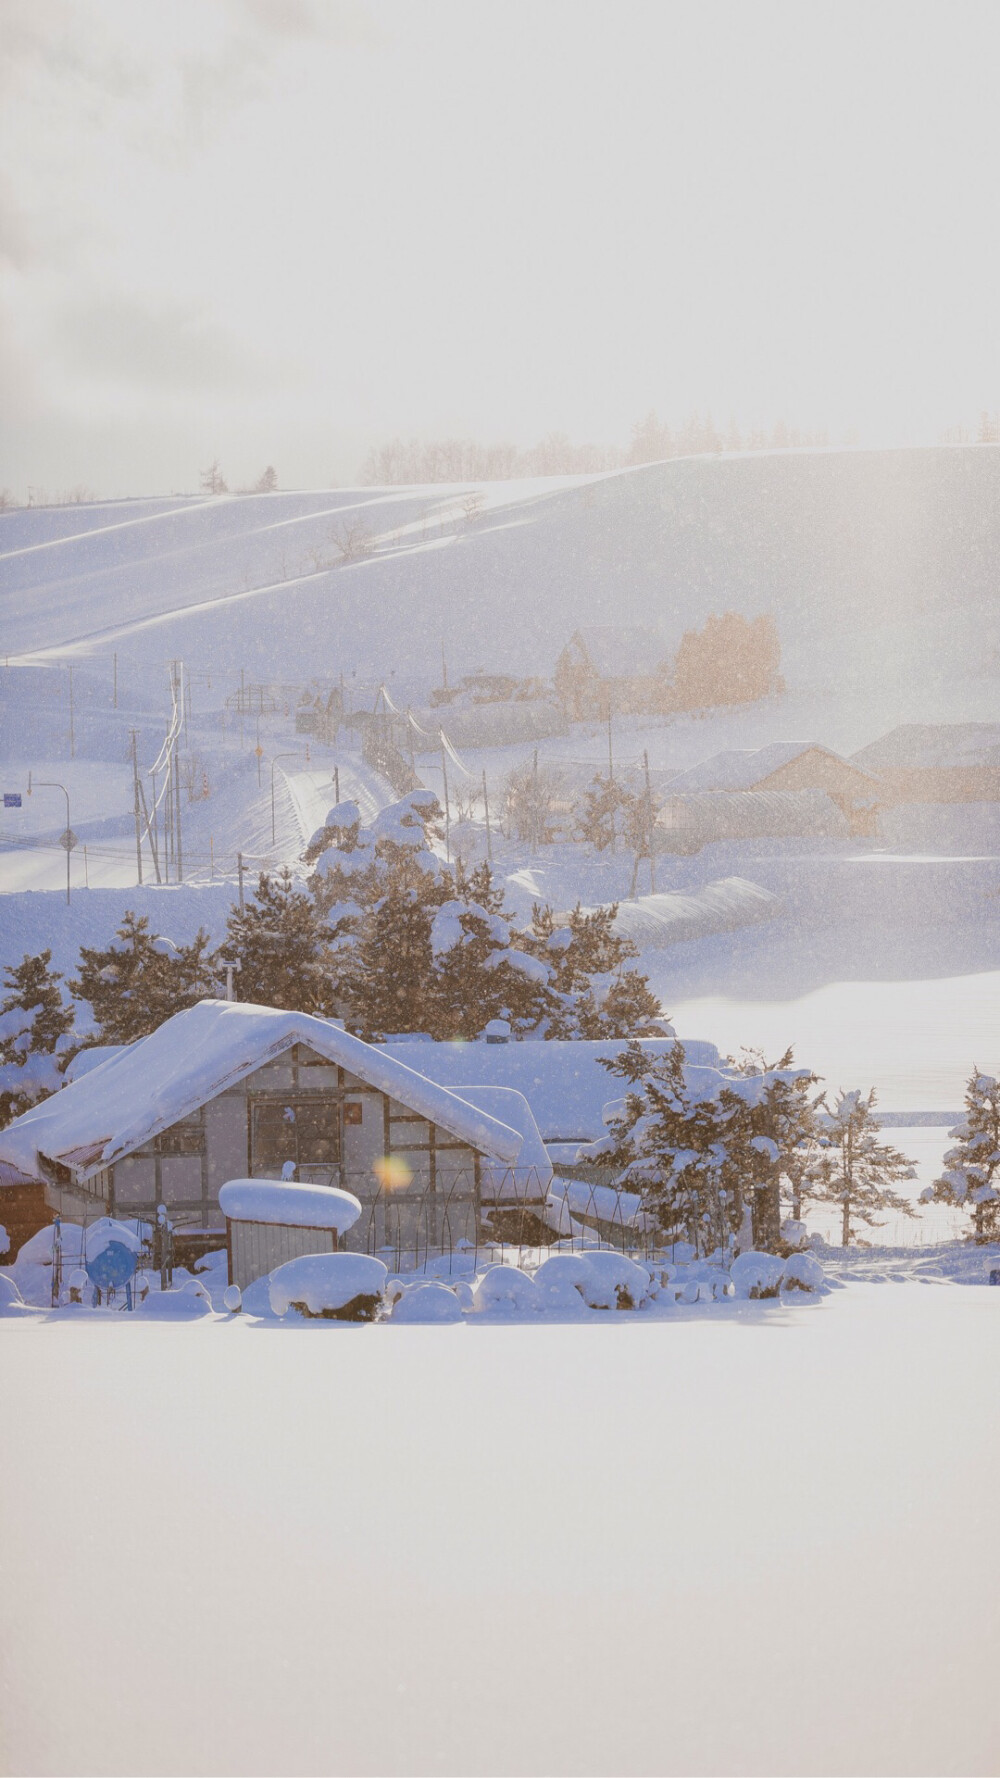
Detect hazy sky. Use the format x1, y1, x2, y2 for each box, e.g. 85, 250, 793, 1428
1, 0, 997, 497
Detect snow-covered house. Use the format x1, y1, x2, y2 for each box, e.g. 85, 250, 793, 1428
0, 1002, 551, 1256
655, 788, 850, 852
554, 626, 672, 720
850, 723, 1000, 804
664, 742, 882, 836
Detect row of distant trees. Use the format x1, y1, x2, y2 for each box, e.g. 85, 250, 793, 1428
358, 413, 836, 484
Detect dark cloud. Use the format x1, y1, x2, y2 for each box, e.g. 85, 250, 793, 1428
54, 295, 286, 394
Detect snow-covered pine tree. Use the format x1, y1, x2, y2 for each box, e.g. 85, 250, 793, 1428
591, 1039, 736, 1253
349, 881, 438, 1040
221, 869, 338, 1015
71, 913, 217, 1044
430, 887, 551, 1040
525, 903, 662, 1039
0, 950, 75, 1128
814, 1088, 917, 1246
717, 1050, 823, 1251
923, 1068, 1000, 1242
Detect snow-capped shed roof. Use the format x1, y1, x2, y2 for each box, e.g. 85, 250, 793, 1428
0, 1000, 524, 1182
666, 742, 853, 792
451, 1087, 553, 1199
850, 722, 1000, 773
218, 1178, 362, 1232
379, 1036, 725, 1144
569, 625, 670, 679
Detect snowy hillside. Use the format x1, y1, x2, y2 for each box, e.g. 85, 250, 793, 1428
3, 447, 998, 737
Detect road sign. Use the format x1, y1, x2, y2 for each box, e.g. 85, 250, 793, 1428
3, 793, 21, 808
59, 828, 78, 851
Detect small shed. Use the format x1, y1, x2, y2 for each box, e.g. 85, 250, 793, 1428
219, 1177, 363, 1291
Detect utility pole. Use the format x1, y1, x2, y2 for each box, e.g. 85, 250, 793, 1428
482, 770, 492, 862
643, 748, 656, 894
130, 729, 143, 885
440, 734, 451, 862
239, 667, 246, 748
607, 707, 615, 854
237, 850, 246, 910
137, 773, 161, 883
174, 736, 183, 883
68, 664, 75, 759
113, 652, 118, 709
333, 765, 340, 804
532, 748, 539, 851
441, 642, 448, 692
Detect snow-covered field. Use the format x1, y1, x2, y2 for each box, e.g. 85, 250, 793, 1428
1, 1280, 998, 1777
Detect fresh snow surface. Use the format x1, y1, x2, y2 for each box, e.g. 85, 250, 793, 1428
1, 1282, 997, 1776
217, 1178, 362, 1233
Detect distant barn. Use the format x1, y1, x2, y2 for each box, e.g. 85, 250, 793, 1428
665, 742, 882, 836
850, 723, 1000, 804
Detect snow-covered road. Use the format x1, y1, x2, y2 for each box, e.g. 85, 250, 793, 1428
1, 1283, 997, 1776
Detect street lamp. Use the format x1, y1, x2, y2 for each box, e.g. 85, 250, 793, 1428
28, 772, 72, 905
270, 752, 306, 847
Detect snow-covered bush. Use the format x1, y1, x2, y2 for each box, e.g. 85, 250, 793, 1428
472, 1264, 543, 1315
532, 1252, 597, 1313
780, 1252, 827, 1294
730, 1250, 787, 1299
268, 1253, 388, 1321
390, 1282, 464, 1323
780, 1220, 811, 1251
576, 1249, 652, 1310
222, 1284, 242, 1313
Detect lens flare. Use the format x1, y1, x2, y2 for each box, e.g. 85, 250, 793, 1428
372, 1155, 413, 1192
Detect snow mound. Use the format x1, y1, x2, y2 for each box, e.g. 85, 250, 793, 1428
218, 1177, 362, 1232
472, 1264, 543, 1315
269, 1252, 388, 1320
584, 878, 779, 948
780, 1253, 828, 1294
730, 1249, 828, 1298
576, 1250, 652, 1310
136, 1285, 212, 1317
222, 1284, 242, 1313
531, 1252, 598, 1312
730, 1251, 787, 1298
390, 1282, 464, 1323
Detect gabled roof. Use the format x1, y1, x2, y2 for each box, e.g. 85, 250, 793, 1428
0, 1001, 524, 1182
666, 741, 863, 792
568, 625, 670, 679
380, 1036, 725, 1143
851, 722, 1000, 773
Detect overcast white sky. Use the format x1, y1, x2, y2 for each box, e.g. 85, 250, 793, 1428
1, 0, 997, 498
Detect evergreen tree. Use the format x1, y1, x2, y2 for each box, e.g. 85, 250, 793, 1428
924, 1069, 1000, 1243
221, 869, 337, 1015
717, 1050, 823, 1250
593, 1040, 737, 1253
350, 883, 438, 1039
526, 903, 662, 1039
0, 951, 75, 1128
814, 1089, 917, 1246
71, 913, 216, 1044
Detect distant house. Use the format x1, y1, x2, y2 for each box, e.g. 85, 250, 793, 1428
850, 723, 1000, 803
554, 626, 672, 720
665, 742, 883, 836
655, 789, 850, 853
0, 1002, 550, 1257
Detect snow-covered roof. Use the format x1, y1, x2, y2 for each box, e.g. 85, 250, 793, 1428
666, 742, 859, 792
452, 1087, 553, 1199
568, 625, 670, 679
379, 1036, 725, 1144
850, 722, 1000, 773
63, 1045, 134, 1084
0, 1000, 524, 1181
218, 1178, 362, 1232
